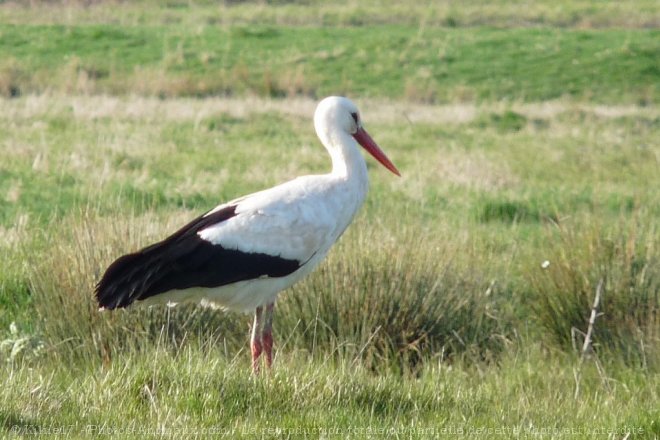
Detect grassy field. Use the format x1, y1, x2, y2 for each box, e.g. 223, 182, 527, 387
1, 23, 658, 102
1, 1, 659, 439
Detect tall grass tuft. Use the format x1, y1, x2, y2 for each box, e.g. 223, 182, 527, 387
27, 210, 511, 371
528, 215, 660, 369
278, 224, 511, 372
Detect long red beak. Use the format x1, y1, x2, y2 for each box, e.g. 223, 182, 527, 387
352, 127, 401, 176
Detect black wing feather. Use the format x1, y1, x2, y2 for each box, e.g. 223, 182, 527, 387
95, 205, 301, 310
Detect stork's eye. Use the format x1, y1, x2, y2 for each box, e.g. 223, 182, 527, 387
350, 112, 359, 124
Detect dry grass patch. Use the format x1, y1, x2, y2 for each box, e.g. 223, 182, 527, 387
2, 1, 658, 28
3, 95, 657, 126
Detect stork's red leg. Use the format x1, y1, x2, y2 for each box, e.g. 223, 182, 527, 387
251, 306, 263, 373
262, 302, 275, 368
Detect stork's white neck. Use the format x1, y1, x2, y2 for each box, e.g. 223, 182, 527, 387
312, 123, 369, 223
328, 131, 367, 178
314, 125, 366, 196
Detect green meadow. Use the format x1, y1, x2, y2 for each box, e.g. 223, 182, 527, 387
0, 1, 659, 438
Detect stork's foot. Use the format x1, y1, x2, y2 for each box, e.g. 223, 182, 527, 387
251, 303, 275, 374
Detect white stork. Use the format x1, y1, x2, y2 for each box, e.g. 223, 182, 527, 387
95, 96, 400, 372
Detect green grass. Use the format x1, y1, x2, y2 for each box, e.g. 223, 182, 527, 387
1, 1, 659, 438
1, 346, 658, 439
0, 24, 658, 103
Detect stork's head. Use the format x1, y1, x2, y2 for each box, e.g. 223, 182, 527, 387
314, 96, 400, 176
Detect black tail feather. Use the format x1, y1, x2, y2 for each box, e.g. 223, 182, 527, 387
95, 251, 163, 309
